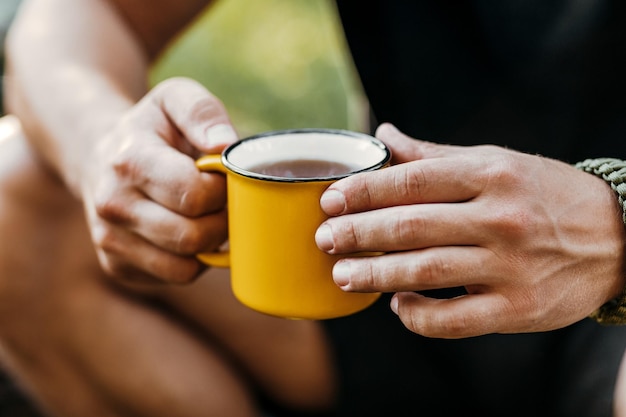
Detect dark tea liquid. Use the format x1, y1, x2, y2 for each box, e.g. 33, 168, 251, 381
249, 159, 356, 178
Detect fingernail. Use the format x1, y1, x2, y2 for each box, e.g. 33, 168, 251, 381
206, 124, 238, 149
315, 224, 335, 252
333, 261, 351, 289
320, 189, 346, 215
390, 294, 399, 315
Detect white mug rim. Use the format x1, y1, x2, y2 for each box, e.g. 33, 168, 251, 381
221, 128, 391, 183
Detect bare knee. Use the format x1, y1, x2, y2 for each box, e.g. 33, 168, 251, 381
0, 115, 85, 319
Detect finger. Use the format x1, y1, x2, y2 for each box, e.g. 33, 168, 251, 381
375, 123, 464, 164
316, 202, 484, 254
140, 147, 228, 216
320, 153, 486, 216
391, 291, 510, 338
120, 198, 228, 255
331, 246, 499, 293
103, 147, 227, 217
150, 77, 239, 154
135, 204, 227, 255
91, 221, 203, 284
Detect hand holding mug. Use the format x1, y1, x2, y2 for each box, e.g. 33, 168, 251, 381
82, 78, 238, 284
316, 123, 626, 337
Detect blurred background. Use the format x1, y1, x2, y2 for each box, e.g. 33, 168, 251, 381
0, 0, 22, 115
149, 0, 368, 137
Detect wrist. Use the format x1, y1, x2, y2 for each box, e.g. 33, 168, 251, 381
575, 158, 626, 325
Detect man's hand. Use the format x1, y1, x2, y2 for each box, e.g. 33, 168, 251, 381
316, 123, 626, 338
82, 77, 238, 284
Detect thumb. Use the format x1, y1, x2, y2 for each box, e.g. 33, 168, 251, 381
150, 77, 239, 154
375, 123, 448, 164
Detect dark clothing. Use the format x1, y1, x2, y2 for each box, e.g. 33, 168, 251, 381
0, 371, 42, 417
337, 0, 626, 161
319, 1, 626, 416
323, 295, 624, 417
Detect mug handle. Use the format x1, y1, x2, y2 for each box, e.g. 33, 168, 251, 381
194, 154, 231, 268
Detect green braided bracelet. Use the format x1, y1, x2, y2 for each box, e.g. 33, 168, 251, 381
575, 158, 626, 325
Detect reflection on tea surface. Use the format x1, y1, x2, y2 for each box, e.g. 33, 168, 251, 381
248, 158, 355, 178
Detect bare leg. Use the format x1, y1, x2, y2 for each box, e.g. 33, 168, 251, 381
0, 115, 335, 416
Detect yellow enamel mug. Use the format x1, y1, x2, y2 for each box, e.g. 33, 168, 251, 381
195, 128, 391, 320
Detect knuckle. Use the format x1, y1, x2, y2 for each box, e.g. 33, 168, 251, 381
156, 77, 225, 121
353, 260, 379, 291
509, 288, 544, 324
439, 301, 500, 338
97, 252, 130, 280
178, 187, 204, 217
418, 309, 474, 338
485, 152, 523, 188
173, 213, 228, 254
180, 174, 226, 217
345, 174, 373, 211
186, 189, 217, 217
486, 205, 531, 239
414, 254, 449, 287
405, 303, 481, 338
91, 224, 120, 253
111, 155, 135, 180
94, 191, 132, 224
396, 210, 425, 248
174, 226, 206, 254
396, 164, 428, 198
437, 313, 473, 337
345, 221, 362, 251
187, 95, 227, 123
332, 220, 361, 252
401, 308, 429, 335
91, 227, 140, 281
110, 144, 145, 183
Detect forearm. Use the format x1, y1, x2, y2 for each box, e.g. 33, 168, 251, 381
5, 0, 152, 195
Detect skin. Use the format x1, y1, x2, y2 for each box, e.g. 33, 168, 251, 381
317, 123, 626, 338
317, 124, 626, 414
0, 116, 336, 416
5, 0, 227, 284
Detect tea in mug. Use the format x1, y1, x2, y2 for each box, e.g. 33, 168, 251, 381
196, 128, 391, 319
248, 159, 356, 179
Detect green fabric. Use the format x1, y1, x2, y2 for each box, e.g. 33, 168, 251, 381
575, 158, 626, 325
